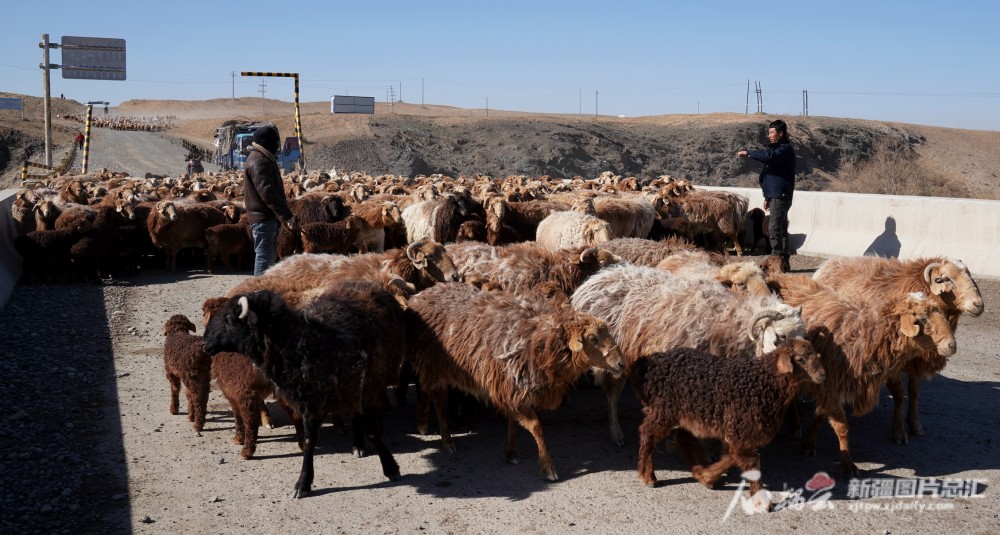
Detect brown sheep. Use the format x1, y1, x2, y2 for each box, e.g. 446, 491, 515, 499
767, 273, 957, 475
597, 236, 703, 267
634, 339, 825, 495
146, 200, 226, 271
405, 282, 625, 481
204, 218, 252, 273
163, 315, 212, 432
299, 215, 369, 254
812, 256, 984, 444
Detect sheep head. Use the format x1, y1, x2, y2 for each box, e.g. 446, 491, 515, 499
567, 314, 624, 376
578, 247, 623, 271
749, 304, 806, 355
585, 219, 612, 245
925, 259, 984, 317
115, 199, 137, 221
156, 201, 178, 221
484, 196, 505, 232
323, 195, 345, 219
774, 338, 825, 385
897, 292, 957, 357
163, 314, 197, 336
203, 291, 283, 359
382, 202, 403, 225
406, 239, 459, 283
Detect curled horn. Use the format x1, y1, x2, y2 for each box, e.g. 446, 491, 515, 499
406, 241, 423, 261
748, 310, 783, 341
923, 262, 943, 284
238, 296, 249, 320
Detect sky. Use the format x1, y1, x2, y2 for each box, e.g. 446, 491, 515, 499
2, 1, 999, 131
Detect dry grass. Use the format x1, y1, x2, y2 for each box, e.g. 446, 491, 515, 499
833, 141, 972, 198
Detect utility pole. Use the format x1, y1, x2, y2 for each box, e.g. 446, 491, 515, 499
755, 81, 763, 113
40, 33, 53, 166
422, 78, 425, 107
579, 89, 582, 115
802, 89, 809, 116
595, 90, 598, 117
486, 97, 489, 117
399, 82, 402, 103
745, 79, 750, 114
231, 71, 235, 100
258, 80, 267, 114
388, 85, 395, 113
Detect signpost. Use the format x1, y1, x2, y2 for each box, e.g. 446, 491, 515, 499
38, 34, 125, 166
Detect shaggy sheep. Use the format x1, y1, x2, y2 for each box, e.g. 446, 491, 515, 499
299, 215, 369, 254
204, 218, 252, 273
202, 282, 404, 498
572, 264, 806, 445
146, 200, 226, 271
343, 200, 403, 252
767, 272, 957, 475
484, 198, 567, 244
14, 222, 93, 283
657, 189, 748, 255
405, 282, 625, 480
162, 315, 212, 432
634, 339, 825, 495
446, 241, 623, 296
535, 210, 612, 252
597, 236, 702, 267
401, 194, 468, 244
590, 195, 657, 239
812, 256, 983, 444
208, 350, 282, 459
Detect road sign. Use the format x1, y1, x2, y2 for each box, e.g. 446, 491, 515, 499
61, 36, 126, 80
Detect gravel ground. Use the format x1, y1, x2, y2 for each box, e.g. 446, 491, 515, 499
1, 255, 998, 534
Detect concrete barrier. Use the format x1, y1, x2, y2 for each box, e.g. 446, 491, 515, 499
0, 188, 24, 308
705, 186, 1000, 279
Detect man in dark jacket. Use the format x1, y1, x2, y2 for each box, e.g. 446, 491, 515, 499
738, 119, 795, 272
244, 125, 296, 276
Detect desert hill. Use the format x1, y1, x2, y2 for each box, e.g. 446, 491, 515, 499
2, 94, 998, 199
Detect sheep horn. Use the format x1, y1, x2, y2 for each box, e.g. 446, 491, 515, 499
238, 296, 249, 320
923, 262, 943, 284
748, 310, 783, 341
406, 240, 424, 261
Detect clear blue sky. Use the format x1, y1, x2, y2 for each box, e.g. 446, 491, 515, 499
3, 1, 998, 130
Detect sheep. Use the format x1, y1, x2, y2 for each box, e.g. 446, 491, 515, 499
812, 256, 984, 444
572, 264, 807, 445
202, 282, 404, 498
146, 200, 226, 271
208, 350, 281, 459
401, 194, 468, 244
53, 203, 97, 230
404, 282, 625, 481
446, 241, 623, 296
766, 272, 957, 475
10, 192, 37, 235
535, 210, 612, 252
656, 189, 748, 255
299, 215, 369, 254
344, 200, 403, 252
204, 218, 252, 273
14, 222, 93, 283
162, 315, 212, 432
455, 219, 487, 243
591, 195, 656, 239
483, 197, 566, 244
597, 236, 703, 267
69, 205, 121, 282
276, 193, 347, 259
634, 339, 825, 495
33, 198, 62, 231
745, 207, 771, 254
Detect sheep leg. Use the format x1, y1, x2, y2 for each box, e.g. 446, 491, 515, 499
167, 372, 181, 415
785, 400, 803, 439
425, 387, 456, 453
826, 407, 859, 477
240, 394, 262, 460
224, 394, 245, 446
692, 453, 735, 488
637, 414, 673, 487
511, 408, 558, 482
259, 399, 274, 430
414, 389, 431, 435
886, 374, 909, 445
358, 412, 400, 481
293, 412, 322, 499
601, 372, 628, 446
906, 373, 925, 436
277, 398, 305, 450
731, 447, 763, 496
802, 414, 825, 457
191, 382, 209, 432
504, 416, 521, 465
674, 429, 708, 469
351, 414, 368, 458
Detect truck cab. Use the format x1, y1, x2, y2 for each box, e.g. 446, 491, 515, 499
229, 131, 300, 173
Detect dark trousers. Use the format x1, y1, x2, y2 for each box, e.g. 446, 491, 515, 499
767, 197, 792, 258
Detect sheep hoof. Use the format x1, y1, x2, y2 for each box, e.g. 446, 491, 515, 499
505, 451, 521, 465
909, 420, 925, 436
893, 430, 909, 446
416, 424, 429, 436
542, 467, 559, 482
293, 487, 310, 499
353, 447, 367, 458
442, 441, 457, 454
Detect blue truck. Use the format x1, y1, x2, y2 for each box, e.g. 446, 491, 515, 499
215, 122, 300, 173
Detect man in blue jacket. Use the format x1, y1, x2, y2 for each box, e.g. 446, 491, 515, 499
738, 119, 795, 272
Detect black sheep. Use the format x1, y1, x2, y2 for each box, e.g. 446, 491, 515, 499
202, 281, 403, 498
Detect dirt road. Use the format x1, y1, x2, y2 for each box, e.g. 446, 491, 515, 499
74, 128, 220, 177
1, 256, 996, 534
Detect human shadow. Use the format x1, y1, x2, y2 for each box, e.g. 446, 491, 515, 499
863, 216, 902, 258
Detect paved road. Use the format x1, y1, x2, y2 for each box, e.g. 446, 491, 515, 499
74, 128, 221, 177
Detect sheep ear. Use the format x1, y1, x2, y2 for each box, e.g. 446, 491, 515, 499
568, 329, 583, 353
776, 351, 793, 375
900, 314, 920, 338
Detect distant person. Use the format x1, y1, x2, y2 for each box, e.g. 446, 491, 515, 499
75, 131, 84, 149
737, 119, 795, 272
104, 105, 109, 115
244, 126, 296, 276
60, 93, 64, 99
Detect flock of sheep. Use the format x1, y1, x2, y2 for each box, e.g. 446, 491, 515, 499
8, 167, 984, 504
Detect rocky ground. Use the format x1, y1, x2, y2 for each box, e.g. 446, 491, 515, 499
1, 255, 998, 534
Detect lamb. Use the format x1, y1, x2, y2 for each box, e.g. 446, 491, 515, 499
343, 199, 403, 252
202, 281, 405, 498
812, 256, 983, 444
276, 193, 347, 259
634, 339, 825, 495
401, 194, 468, 244
572, 264, 807, 445
404, 282, 625, 481
446, 241, 623, 296
483, 197, 567, 244
766, 272, 957, 475
204, 218, 252, 273
162, 315, 212, 432
535, 210, 612, 252
299, 215, 369, 254
207, 350, 282, 459
146, 200, 226, 271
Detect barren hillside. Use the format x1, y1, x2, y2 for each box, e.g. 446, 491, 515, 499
3, 94, 998, 199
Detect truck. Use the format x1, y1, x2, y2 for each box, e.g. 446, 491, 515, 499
214, 120, 300, 173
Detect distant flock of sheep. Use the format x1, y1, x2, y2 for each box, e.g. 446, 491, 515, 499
59, 113, 176, 132
9, 167, 984, 503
